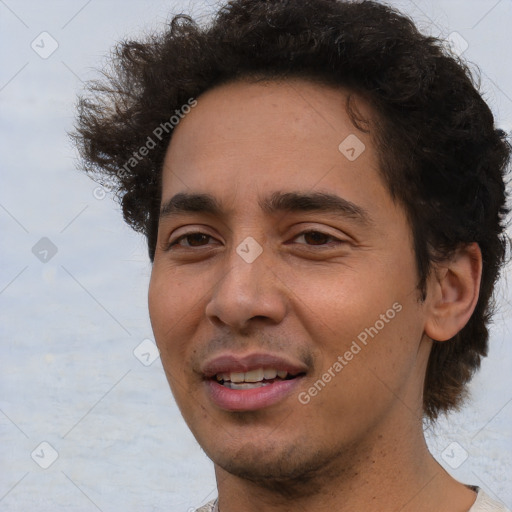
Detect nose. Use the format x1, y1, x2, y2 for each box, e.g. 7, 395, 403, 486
205, 243, 287, 332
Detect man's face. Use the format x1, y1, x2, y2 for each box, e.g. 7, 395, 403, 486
148, 79, 432, 482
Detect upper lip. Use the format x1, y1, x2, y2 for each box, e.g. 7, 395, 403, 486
201, 352, 308, 378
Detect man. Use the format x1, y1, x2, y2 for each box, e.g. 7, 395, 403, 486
73, 0, 511, 510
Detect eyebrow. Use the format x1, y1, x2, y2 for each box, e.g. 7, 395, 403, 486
159, 191, 372, 226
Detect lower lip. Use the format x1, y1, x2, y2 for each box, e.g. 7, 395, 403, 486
205, 377, 303, 411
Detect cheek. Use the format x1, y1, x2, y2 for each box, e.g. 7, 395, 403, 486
289, 263, 421, 383
148, 273, 205, 419
149, 260, 208, 326
322, 302, 424, 421
285, 262, 398, 342
148, 268, 199, 370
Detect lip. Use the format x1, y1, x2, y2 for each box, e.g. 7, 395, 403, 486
201, 352, 308, 377
201, 352, 308, 412
205, 377, 304, 411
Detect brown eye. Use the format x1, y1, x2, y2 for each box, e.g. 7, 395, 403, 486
168, 232, 214, 249
293, 230, 342, 246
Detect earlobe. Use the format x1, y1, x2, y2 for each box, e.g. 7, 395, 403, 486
424, 243, 482, 342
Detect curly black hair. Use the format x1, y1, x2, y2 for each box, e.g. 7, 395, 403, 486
72, 0, 510, 421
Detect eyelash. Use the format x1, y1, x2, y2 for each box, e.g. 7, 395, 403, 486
166, 229, 345, 251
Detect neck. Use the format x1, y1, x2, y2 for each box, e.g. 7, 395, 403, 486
213, 414, 476, 512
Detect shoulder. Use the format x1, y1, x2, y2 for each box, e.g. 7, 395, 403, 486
469, 489, 510, 512
190, 493, 511, 512
193, 499, 218, 512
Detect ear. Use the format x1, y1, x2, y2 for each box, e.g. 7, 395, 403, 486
424, 242, 482, 342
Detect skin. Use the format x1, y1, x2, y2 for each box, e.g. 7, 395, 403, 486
148, 79, 482, 512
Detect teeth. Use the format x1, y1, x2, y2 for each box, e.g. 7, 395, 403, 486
264, 369, 277, 379
230, 372, 245, 383
244, 368, 264, 382
215, 368, 290, 384
224, 381, 271, 390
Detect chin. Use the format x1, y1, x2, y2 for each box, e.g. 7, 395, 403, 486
205, 435, 343, 495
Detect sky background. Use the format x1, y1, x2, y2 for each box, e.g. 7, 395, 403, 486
1, 0, 511, 510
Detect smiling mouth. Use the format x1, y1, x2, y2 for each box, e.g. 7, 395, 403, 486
214, 368, 302, 390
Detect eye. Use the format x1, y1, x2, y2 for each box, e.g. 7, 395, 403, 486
165, 229, 345, 252
167, 232, 218, 250
291, 230, 344, 247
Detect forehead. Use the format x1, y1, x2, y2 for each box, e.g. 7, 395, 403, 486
161, 78, 383, 212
